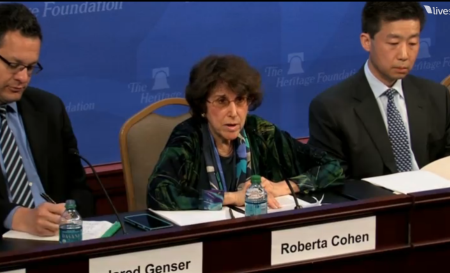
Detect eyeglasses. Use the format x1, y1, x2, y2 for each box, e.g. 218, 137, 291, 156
207, 96, 248, 108
0, 54, 43, 75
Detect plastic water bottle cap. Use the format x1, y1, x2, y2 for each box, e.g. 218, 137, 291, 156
65, 199, 76, 210
251, 175, 261, 184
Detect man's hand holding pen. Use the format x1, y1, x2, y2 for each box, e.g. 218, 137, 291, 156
11, 193, 66, 237
41, 192, 56, 204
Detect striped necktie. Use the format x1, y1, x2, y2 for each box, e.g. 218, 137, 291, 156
0, 105, 34, 208
385, 88, 412, 172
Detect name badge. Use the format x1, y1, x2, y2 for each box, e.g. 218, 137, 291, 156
89, 242, 202, 273
271, 216, 376, 265
0, 270, 25, 273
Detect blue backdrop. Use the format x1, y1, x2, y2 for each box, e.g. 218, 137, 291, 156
18, 2, 450, 165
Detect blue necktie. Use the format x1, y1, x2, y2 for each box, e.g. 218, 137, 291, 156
385, 89, 412, 172
0, 106, 34, 208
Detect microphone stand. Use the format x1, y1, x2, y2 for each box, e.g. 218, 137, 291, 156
284, 178, 301, 209
71, 150, 127, 235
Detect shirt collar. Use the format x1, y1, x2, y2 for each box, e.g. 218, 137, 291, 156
0, 102, 18, 113
364, 60, 404, 98
8, 102, 18, 113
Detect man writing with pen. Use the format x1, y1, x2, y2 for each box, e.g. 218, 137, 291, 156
0, 3, 94, 237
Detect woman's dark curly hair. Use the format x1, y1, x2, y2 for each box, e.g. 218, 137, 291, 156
185, 54, 263, 119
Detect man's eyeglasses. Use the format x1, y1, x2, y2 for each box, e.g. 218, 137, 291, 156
207, 96, 249, 108
0, 54, 43, 75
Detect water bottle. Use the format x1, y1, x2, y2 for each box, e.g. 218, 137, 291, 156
59, 199, 83, 243
245, 175, 268, 216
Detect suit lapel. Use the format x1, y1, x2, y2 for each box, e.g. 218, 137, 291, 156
403, 77, 427, 168
17, 97, 48, 190
353, 69, 397, 173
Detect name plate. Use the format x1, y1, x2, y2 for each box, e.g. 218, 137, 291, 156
0, 270, 25, 273
271, 216, 376, 265
89, 242, 202, 273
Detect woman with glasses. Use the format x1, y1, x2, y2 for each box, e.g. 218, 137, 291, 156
147, 54, 345, 211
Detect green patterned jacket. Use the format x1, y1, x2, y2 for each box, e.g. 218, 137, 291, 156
147, 114, 345, 210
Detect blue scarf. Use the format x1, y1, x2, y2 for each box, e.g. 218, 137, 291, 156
201, 122, 252, 192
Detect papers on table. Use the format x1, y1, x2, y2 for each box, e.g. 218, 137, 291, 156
363, 170, 450, 194
236, 195, 321, 213
148, 207, 245, 226
2, 221, 113, 241
149, 195, 321, 227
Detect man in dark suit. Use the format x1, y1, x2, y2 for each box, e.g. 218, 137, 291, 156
308, 2, 450, 180
0, 3, 94, 236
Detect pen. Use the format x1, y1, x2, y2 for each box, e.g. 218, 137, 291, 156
229, 207, 235, 219
40, 193, 56, 204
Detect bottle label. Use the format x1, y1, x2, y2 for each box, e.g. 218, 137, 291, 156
60, 227, 82, 243
245, 201, 268, 216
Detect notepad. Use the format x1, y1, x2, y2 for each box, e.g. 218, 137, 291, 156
149, 195, 321, 226
101, 221, 121, 238
2, 221, 113, 241
363, 170, 450, 194
236, 195, 321, 213
148, 207, 245, 226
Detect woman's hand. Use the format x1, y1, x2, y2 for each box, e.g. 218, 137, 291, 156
260, 177, 282, 209
225, 178, 290, 209
225, 181, 251, 207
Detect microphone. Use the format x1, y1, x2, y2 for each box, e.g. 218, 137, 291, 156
252, 129, 301, 210
69, 149, 127, 235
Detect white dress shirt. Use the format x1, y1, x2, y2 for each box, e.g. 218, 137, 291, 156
364, 60, 419, 171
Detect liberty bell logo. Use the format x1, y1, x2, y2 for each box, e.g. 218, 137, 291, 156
287, 52, 304, 75
152, 67, 170, 90
417, 38, 431, 59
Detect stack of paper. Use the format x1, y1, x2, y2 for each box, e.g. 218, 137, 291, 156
2, 221, 113, 241
149, 195, 320, 226
363, 170, 450, 194
149, 207, 245, 226
236, 195, 321, 213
